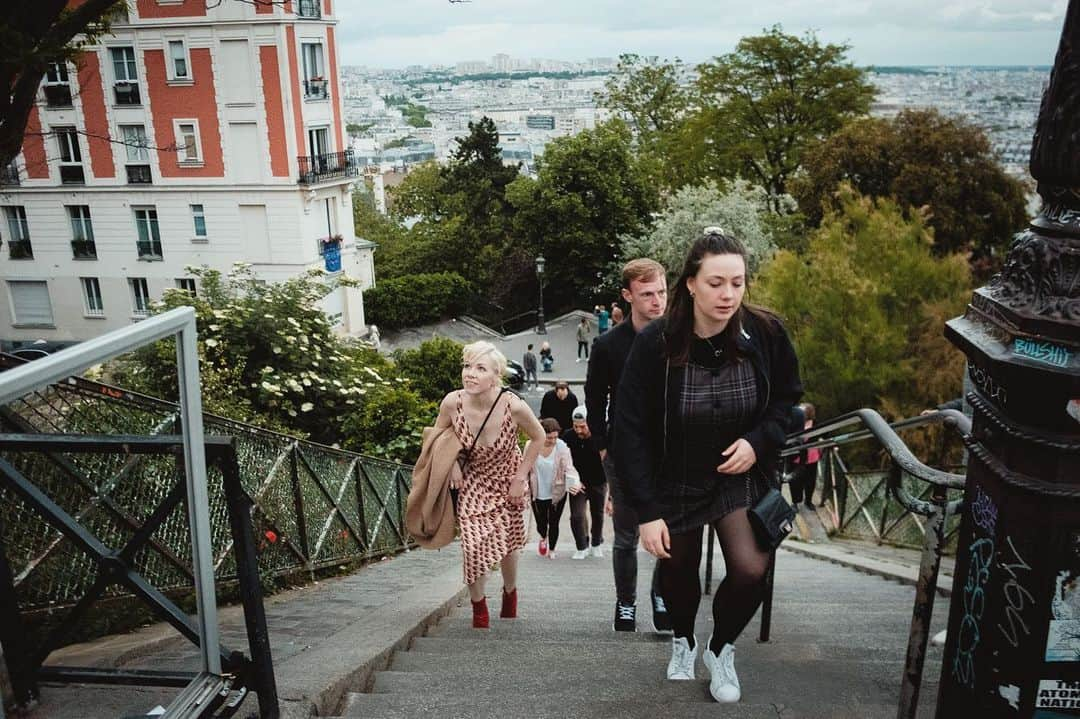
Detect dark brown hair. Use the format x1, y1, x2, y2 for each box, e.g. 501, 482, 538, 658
665, 230, 778, 366
540, 417, 562, 433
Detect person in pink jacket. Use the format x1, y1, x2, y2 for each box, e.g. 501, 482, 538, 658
527, 417, 582, 558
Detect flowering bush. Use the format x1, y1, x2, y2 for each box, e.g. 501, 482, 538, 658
110, 264, 431, 458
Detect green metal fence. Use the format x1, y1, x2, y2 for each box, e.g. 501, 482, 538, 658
0, 365, 414, 615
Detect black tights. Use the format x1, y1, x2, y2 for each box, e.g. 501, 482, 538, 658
660, 509, 771, 653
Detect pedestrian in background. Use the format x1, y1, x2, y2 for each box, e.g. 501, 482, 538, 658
433, 341, 545, 628
540, 380, 579, 435
596, 304, 611, 334
523, 344, 538, 390
788, 402, 820, 510
577, 316, 592, 362
563, 406, 607, 559
615, 229, 802, 702
540, 341, 555, 372
584, 258, 670, 634
611, 304, 624, 326
527, 418, 580, 559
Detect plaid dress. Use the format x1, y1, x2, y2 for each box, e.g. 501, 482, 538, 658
659, 354, 770, 535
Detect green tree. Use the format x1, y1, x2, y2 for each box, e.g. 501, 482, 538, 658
620, 180, 789, 283
596, 54, 690, 187
756, 188, 971, 425
392, 337, 465, 404
790, 108, 1030, 267
1, 0, 126, 169
691, 26, 875, 207
508, 119, 660, 312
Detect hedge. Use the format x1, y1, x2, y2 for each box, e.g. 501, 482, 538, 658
364, 271, 471, 330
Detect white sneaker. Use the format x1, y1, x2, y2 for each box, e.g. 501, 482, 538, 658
702, 638, 740, 703
576, 358, 582, 363
590, 545, 603, 559
666, 635, 697, 680
571, 549, 588, 560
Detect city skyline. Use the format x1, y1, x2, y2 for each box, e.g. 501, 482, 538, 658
336, 0, 1065, 69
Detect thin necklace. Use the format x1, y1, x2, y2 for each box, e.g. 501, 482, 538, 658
696, 332, 724, 358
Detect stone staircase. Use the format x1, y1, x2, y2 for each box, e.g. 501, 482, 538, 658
331, 538, 946, 719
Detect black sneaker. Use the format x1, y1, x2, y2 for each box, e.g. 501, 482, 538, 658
613, 601, 637, 632
651, 589, 673, 634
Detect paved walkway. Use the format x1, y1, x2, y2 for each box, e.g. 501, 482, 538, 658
23, 510, 954, 718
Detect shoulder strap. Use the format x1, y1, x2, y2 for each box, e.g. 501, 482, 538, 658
466, 387, 509, 455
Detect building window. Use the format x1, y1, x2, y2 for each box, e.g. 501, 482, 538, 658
68, 205, 97, 258
174, 120, 201, 163
110, 47, 140, 105
301, 43, 327, 99
120, 124, 152, 184
82, 277, 104, 317
9, 281, 53, 326
129, 277, 151, 318
133, 207, 162, 259
167, 40, 191, 81
176, 278, 197, 295
55, 127, 85, 184
297, 0, 321, 18
191, 204, 207, 239
43, 61, 73, 107
3, 206, 32, 259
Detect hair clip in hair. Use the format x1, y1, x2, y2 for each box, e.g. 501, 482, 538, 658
703, 225, 725, 236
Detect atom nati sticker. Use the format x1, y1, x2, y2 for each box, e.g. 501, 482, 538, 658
1036, 679, 1080, 714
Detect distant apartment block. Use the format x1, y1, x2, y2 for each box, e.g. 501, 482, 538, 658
0, 0, 373, 350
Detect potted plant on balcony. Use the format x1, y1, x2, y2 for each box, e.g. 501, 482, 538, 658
307, 76, 327, 97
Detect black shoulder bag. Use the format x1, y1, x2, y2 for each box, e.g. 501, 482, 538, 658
748, 465, 796, 550
450, 388, 509, 513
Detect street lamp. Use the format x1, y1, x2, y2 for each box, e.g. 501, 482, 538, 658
535, 254, 547, 335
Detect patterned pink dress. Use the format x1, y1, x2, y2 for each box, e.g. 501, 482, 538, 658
452, 391, 527, 585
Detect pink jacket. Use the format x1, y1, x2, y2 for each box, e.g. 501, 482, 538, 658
527, 439, 578, 505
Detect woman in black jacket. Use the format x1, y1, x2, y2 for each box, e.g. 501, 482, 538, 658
614, 230, 802, 704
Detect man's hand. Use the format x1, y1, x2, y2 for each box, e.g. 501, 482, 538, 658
604, 495, 614, 516
599, 448, 608, 461
640, 519, 670, 558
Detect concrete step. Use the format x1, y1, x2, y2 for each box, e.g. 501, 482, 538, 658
336, 693, 884, 719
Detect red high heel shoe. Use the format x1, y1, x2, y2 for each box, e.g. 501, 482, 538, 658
472, 597, 489, 629
500, 588, 518, 619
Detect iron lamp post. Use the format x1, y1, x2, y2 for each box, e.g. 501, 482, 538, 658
535, 255, 547, 335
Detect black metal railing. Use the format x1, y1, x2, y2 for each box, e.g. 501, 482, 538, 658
297, 150, 357, 184
126, 164, 152, 184
71, 239, 96, 259
0, 432, 279, 717
780, 408, 970, 719
303, 78, 328, 99
59, 165, 84, 184
8, 240, 33, 260
1, 163, 19, 186
113, 81, 140, 105
43, 84, 73, 108
136, 239, 162, 259
297, 0, 321, 18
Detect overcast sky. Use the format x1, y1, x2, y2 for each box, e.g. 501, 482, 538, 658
335, 0, 1065, 69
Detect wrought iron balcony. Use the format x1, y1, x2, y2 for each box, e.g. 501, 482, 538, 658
298, 0, 321, 18
43, 84, 73, 108
71, 239, 97, 259
8, 240, 33, 260
113, 81, 141, 105
59, 165, 85, 184
297, 150, 357, 184
126, 164, 152, 184
136, 239, 163, 260
303, 78, 328, 99
1, 163, 18, 186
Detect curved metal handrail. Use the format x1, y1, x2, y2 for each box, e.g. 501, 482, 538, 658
780, 408, 970, 497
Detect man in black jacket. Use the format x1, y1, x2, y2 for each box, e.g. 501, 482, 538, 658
540, 380, 578, 434
584, 257, 670, 632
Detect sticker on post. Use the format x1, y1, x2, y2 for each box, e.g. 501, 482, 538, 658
1037, 680, 1080, 710
1048, 568, 1080, 662
1068, 399, 1080, 426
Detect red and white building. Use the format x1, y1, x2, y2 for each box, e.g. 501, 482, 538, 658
0, 0, 372, 348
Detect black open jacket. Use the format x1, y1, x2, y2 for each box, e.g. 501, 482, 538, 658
613, 313, 803, 524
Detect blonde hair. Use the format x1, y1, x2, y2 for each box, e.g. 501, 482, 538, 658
462, 340, 508, 380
